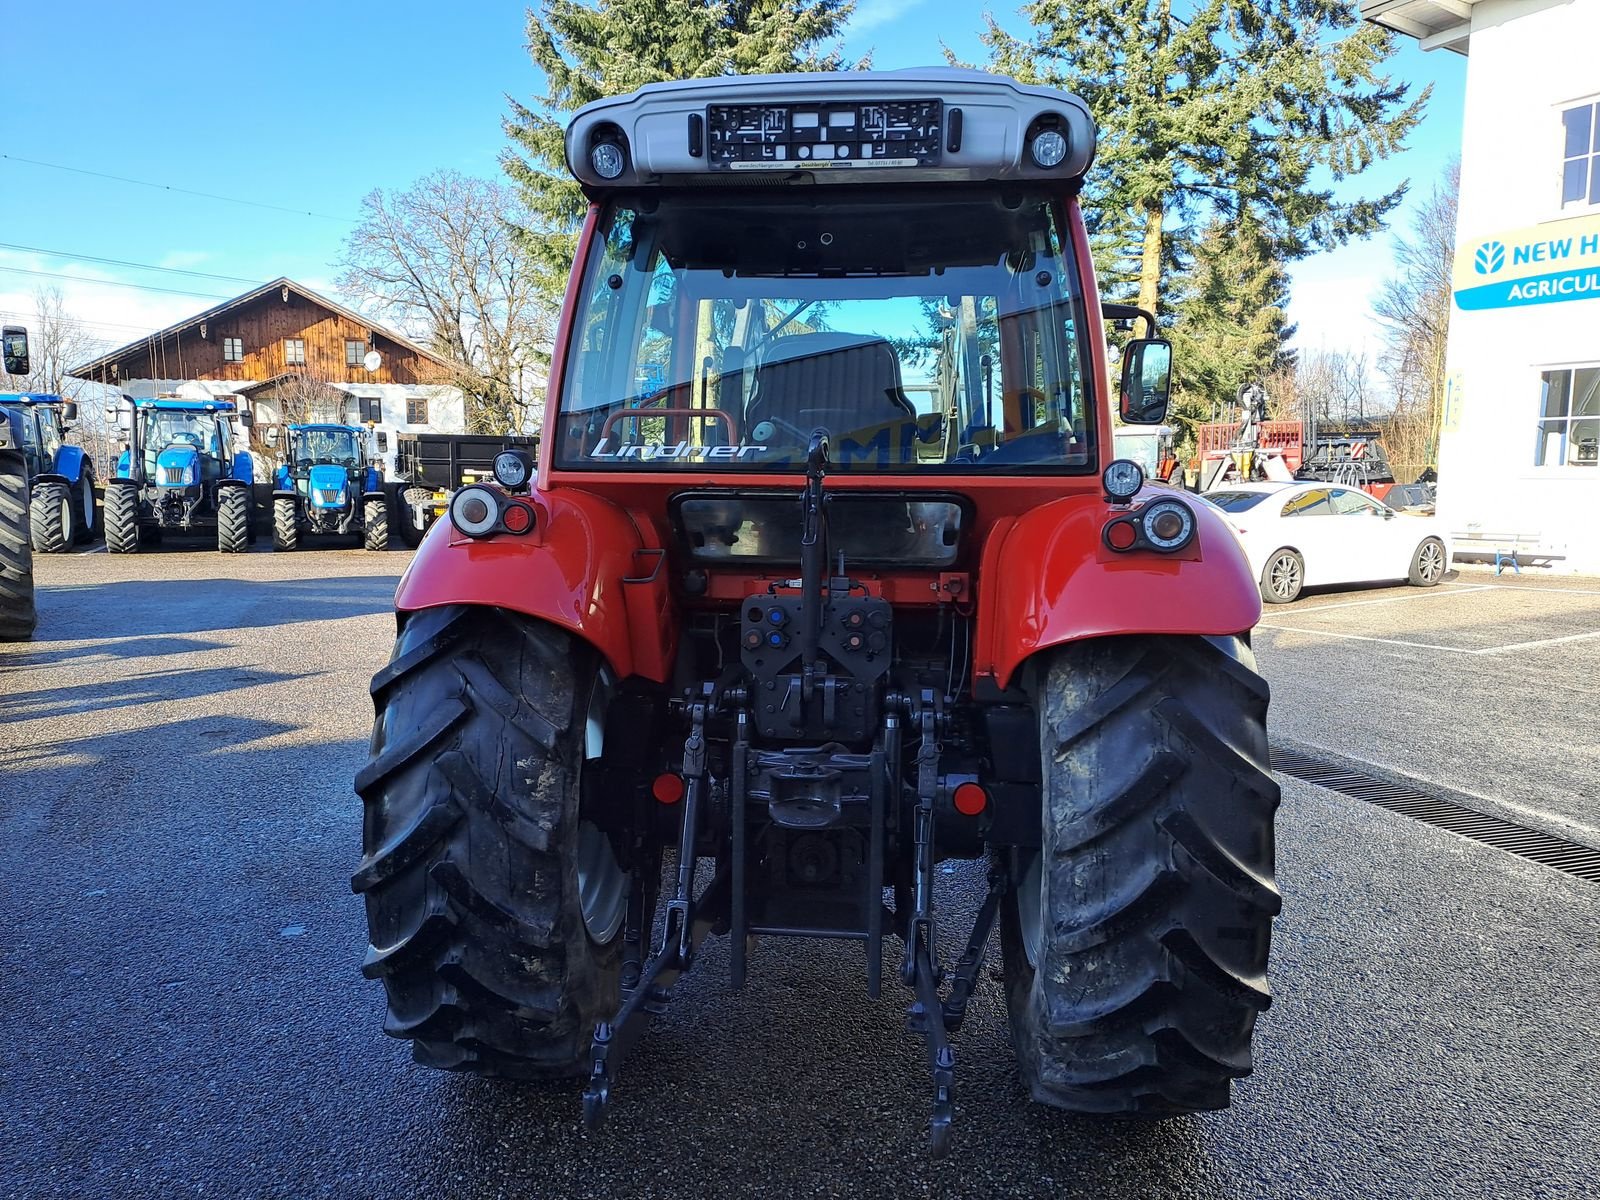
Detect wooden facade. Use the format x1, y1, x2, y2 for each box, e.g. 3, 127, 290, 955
72, 279, 445, 389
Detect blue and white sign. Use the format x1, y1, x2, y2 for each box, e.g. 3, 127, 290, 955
1453, 215, 1600, 310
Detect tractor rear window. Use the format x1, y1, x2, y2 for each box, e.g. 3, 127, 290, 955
555, 189, 1093, 474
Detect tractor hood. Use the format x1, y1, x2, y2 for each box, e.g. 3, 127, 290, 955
307, 463, 351, 509
155, 445, 201, 488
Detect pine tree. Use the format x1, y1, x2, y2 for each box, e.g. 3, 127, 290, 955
1167, 218, 1296, 445
983, 0, 1428, 319
503, 0, 856, 301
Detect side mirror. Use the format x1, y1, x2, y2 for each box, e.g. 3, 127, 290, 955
61, 402, 79, 424
238, 410, 255, 429
264, 427, 281, 447
1, 325, 28, 376
1118, 338, 1172, 425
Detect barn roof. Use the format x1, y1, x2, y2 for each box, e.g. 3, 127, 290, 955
70, 277, 448, 379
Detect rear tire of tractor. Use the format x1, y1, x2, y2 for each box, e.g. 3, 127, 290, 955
105, 482, 141, 555
1001, 634, 1280, 1116
353, 606, 626, 1078
217, 487, 250, 554
272, 497, 298, 552
1408, 537, 1446, 587
29, 480, 72, 554
363, 498, 388, 551
0, 454, 36, 641
392, 486, 427, 549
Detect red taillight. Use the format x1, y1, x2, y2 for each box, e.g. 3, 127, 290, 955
651, 773, 685, 805
501, 502, 535, 535
1105, 520, 1138, 551
952, 782, 988, 817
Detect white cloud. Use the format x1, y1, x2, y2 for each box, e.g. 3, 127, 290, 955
850, 0, 928, 34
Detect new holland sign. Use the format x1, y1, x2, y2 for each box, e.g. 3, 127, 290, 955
1453, 212, 1600, 310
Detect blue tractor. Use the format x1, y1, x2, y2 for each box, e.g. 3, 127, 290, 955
271, 423, 387, 552
1, 325, 35, 640
0, 392, 99, 553
106, 398, 256, 554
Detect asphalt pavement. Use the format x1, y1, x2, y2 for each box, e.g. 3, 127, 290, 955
2, 550, 1597, 1199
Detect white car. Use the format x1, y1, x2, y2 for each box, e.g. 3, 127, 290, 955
1201, 481, 1452, 604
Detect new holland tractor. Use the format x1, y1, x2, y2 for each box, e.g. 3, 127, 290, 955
353, 70, 1279, 1156
0, 392, 100, 552
0, 326, 35, 640
271, 423, 388, 552
105, 397, 255, 553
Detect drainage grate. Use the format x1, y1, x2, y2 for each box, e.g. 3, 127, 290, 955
1271, 747, 1600, 883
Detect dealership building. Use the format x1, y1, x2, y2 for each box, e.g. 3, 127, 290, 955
1366, 0, 1600, 573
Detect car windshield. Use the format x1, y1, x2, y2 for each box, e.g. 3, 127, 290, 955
1204, 490, 1273, 513
294, 429, 361, 469
555, 189, 1093, 474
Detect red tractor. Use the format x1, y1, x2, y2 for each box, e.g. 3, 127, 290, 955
354, 69, 1279, 1155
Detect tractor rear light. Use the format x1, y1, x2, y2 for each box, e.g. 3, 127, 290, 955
1140, 499, 1196, 552
1104, 519, 1138, 551
450, 485, 501, 538
501, 502, 535, 535
652, 773, 685, 805
952, 782, 988, 817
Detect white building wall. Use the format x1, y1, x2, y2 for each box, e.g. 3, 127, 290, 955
1441, 0, 1600, 572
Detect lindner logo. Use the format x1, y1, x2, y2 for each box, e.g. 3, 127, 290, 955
1475, 240, 1506, 275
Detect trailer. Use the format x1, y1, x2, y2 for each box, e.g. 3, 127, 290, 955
388, 430, 538, 547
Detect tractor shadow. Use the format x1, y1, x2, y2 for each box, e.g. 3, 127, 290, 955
0, 662, 315, 723
0, 634, 231, 672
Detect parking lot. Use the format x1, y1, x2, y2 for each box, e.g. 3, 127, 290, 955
3, 552, 1598, 1200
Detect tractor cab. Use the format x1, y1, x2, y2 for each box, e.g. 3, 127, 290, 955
0, 392, 98, 552
0, 393, 76, 480
358, 69, 1276, 1157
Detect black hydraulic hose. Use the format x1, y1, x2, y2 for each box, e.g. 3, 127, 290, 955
799, 430, 829, 704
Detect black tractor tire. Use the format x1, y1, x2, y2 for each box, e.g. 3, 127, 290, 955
272, 497, 299, 552
74, 472, 100, 544
363, 497, 388, 551
1260, 547, 1304, 604
29, 480, 73, 554
392, 485, 428, 549
1408, 537, 1447, 587
354, 606, 627, 1077
217, 487, 250, 554
1001, 634, 1280, 1116
0, 453, 35, 641
105, 482, 142, 555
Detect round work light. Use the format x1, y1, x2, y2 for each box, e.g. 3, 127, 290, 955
1102, 458, 1145, 502
591, 141, 626, 180
1030, 128, 1068, 169
493, 449, 533, 490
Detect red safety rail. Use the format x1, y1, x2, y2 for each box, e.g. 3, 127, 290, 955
1196, 421, 1303, 472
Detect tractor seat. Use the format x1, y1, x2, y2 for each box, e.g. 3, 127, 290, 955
745, 332, 916, 445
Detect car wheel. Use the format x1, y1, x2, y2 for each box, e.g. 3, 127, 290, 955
1408, 537, 1446, 587
1261, 548, 1304, 604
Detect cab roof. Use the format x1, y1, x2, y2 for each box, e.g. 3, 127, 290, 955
135, 398, 236, 412
565, 67, 1095, 193
0, 392, 64, 406
288, 423, 363, 433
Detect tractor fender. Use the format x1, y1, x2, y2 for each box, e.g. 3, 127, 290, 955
393, 488, 674, 684
231, 454, 255, 485
32, 470, 74, 491
271, 489, 298, 501
362, 490, 386, 504
49, 445, 88, 484
216, 477, 252, 492
976, 491, 1262, 689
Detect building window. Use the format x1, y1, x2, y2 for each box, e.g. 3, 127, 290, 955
284, 338, 306, 366
375, 431, 388, 453
406, 397, 429, 425
1562, 102, 1600, 209
356, 396, 382, 423
223, 337, 243, 362
1535, 368, 1600, 466
346, 339, 366, 367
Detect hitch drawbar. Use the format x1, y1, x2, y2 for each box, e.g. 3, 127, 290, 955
579, 685, 1006, 1158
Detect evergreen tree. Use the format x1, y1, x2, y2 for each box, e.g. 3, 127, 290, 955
983, 0, 1428, 319
1167, 218, 1296, 442
503, 0, 856, 301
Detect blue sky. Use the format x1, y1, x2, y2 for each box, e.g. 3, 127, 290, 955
2, 0, 1464, 374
